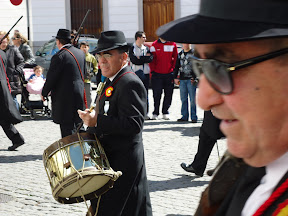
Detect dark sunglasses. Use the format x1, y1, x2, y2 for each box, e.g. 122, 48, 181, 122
190, 47, 288, 95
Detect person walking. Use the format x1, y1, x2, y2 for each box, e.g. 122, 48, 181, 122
0, 49, 25, 151
129, 31, 153, 120
41, 29, 86, 138
174, 43, 198, 123
78, 30, 152, 216
0, 31, 24, 110
149, 37, 178, 120
158, 0, 288, 215
181, 110, 224, 176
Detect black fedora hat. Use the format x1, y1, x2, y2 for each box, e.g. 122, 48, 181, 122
55, 29, 71, 41
94, 30, 129, 53
157, 0, 288, 44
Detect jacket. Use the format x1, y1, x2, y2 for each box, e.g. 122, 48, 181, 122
4, 45, 24, 96
0, 50, 23, 124
129, 43, 153, 75
88, 66, 152, 216
18, 43, 35, 65
42, 44, 86, 124
173, 49, 196, 80
149, 39, 178, 74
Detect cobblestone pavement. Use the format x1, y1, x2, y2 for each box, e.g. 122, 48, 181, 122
0, 89, 226, 216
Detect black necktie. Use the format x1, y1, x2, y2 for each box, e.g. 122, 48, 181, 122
225, 166, 266, 216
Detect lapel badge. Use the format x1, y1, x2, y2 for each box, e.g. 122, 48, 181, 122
105, 86, 114, 97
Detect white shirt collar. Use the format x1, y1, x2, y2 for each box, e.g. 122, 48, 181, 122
60, 44, 70, 50
242, 151, 288, 216
109, 63, 128, 82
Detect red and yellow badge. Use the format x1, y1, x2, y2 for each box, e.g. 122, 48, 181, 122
273, 199, 288, 216
105, 86, 114, 97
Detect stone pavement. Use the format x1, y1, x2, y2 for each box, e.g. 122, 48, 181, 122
0, 88, 226, 216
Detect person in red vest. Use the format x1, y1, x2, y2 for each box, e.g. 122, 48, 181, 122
149, 37, 177, 120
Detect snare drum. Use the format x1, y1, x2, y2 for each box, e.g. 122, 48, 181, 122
43, 133, 122, 204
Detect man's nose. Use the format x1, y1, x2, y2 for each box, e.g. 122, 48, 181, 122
197, 74, 223, 110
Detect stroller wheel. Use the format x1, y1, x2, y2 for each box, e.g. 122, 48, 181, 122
30, 111, 35, 120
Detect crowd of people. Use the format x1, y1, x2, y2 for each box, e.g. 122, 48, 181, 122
2, 0, 288, 214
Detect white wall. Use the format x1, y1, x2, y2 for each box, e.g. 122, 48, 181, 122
105, 0, 139, 42
30, 0, 68, 47
180, 0, 200, 18
0, 0, 28, 39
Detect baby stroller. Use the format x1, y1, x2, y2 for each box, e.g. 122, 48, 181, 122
20, 68, 51, 119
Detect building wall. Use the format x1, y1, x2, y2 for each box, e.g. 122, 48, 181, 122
179, 0, 200, 18
30, 0, 69, 49
0, 0, 28, 40
104, 0, 139, 43
0, 0, 200, 51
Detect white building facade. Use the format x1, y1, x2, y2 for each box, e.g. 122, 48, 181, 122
0, 0, 200, 51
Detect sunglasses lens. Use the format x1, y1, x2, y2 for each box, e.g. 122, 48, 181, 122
203, 61, 233, 94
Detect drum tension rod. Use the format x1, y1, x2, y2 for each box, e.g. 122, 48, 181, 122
84, 154, 91, 161
64, 162, 71, 169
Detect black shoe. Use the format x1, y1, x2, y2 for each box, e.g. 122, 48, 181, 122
177, 118, 188, 122
207, 168, 215, 176
191, 120, 198, 123
8, 142, 25, 151
180, 163, 203, 177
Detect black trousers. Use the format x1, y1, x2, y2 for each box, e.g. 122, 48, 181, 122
191, 128, 217, 174
151, 72, 174, 115
0, 120, 24, 145
59, 121, 84, 138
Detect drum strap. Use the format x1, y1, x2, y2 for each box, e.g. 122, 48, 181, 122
62, 48, 88, 108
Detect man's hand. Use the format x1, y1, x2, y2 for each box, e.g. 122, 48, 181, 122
78, 109, 97, 127
174, 78, 180, 85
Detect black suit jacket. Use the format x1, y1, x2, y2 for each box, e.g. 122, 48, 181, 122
89, 66, 152, 216
42, 44, 86, 124
214, 166, 288, 216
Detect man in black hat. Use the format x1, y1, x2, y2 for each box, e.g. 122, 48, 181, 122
78, 30, 152, 216
42, 28, 86, 138
158, 0, 288, 215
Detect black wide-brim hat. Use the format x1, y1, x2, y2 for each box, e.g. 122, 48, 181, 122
157, 0, 288, 44
94, 30, 129, 53
55, 29, 71, 41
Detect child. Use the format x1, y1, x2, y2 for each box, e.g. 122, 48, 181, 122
26, 65, 46, 94
28, 65, 45, 82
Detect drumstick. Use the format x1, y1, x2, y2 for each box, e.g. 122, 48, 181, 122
88, 81, 105, 113
76, 81, 107, 133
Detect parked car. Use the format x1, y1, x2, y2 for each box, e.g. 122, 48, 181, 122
35, 35, 98, 75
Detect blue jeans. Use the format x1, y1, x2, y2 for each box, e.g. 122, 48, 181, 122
12, 95, 19, 110
179, 79, 197, 120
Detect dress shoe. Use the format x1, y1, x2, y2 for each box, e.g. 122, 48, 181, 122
177, 118, 188, 122
8, 142, 25, 151
180, 163, 203, 177
191, 120, 198, 123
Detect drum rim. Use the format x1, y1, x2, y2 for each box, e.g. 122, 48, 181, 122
43, 132, 98, 159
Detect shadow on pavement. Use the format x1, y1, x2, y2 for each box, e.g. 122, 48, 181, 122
144, 126, 200, 137
148, 174, 209, 193
0, 154, 42, 163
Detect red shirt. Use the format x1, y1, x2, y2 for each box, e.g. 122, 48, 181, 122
149, 39, 178, 74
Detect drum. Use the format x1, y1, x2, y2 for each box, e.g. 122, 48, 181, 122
43, 132, 122, 204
